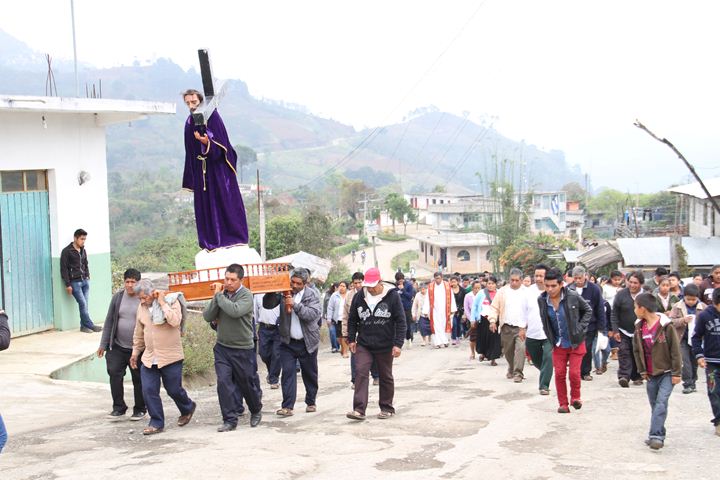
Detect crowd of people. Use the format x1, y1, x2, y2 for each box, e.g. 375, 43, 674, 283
3, 259, 718, 454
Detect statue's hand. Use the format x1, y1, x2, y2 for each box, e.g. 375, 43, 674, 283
194, 131, 209, 145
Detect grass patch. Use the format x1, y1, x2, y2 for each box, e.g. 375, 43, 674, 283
391, 250, 419, 271
378, 232, 408, 242
182, 310, 216, 378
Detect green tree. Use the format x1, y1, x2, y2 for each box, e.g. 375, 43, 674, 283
384, 192, 413, 233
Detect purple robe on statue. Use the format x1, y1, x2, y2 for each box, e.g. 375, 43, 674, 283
183, 109, 249, 250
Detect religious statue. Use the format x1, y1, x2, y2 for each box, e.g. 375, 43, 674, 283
182, 88, 249, 251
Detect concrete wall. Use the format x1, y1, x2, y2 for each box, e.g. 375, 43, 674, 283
417, 241, 492, 274
0, 111, 113, 330
689, 197, 719, 237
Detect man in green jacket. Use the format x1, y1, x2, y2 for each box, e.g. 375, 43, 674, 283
204, 264, 263, 431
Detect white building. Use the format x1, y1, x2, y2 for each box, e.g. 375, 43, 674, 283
668, 177, 720, 237
0, 95, 174, 336
412, 232, 494, 275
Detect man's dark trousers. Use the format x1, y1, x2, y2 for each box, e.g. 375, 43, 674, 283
353, 345, 395, 415
279, 339, 318, 409
140, 361, 194, 430
106, 344, 145, 414
258, 324, 281, 385
214, 343, 262, 426
525, 338, 553, 391
581, 330, 598, 377
617, 333, 640, 381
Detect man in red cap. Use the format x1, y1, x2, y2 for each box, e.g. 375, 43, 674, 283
346, 268, 406, 420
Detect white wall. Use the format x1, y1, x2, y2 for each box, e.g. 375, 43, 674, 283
0, 111, 111, 256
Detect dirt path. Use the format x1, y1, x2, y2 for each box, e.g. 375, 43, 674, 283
1, 337, 715, 480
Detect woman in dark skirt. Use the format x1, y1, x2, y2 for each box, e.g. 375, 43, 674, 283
472, 276, 501, 365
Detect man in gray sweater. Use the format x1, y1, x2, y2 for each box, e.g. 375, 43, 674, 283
204, 264, 263, 431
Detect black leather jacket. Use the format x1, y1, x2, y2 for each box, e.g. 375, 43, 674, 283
538, 287, 592, 348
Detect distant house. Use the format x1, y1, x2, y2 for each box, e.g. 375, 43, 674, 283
411, 232, 494, 275
0, 95, 174, 336
668, 177, 720, 237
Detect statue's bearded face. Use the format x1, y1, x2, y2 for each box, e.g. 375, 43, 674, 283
184, 94, 201, 113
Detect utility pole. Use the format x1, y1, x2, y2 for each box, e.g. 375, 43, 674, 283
70, 0, 79, 97
257, 169, 266, 261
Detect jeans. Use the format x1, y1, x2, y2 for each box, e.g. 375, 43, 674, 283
418, 316, 432, 337
404, 309, 414, 341
258, 325, 282, 384
592, 334, 611, 369
680, 342, 698, 388
646, 372, 675, 441
451, 313, 463, 341
328, 322, 340, 350
500, 324, 526, 377
279, 339, 318, 409
105, 344, 145, 414
70, 279, 95, 329
552, 342, 586, 408
140, 361, 195, 429
0, 413, 7, 453
706, 362, 720, 426
214, 344, 263, 425
526, 338, 553, 390
353, 345, 395, 415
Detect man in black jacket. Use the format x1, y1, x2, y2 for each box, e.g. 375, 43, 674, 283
0, 309, 9, 453
539, 269, 592, 413
568, 266, 606, 381
611, 270, 645, 387
60, 228, 101, 332
97, 269, 146, 420
346, 268, 406, 421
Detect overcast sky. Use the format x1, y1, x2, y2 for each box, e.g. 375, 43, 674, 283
3, 0, 720, 192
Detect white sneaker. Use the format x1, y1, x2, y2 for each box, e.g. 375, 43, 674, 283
407, 340, 412, 349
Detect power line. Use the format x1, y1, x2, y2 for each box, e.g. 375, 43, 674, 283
273, 2, 488, 194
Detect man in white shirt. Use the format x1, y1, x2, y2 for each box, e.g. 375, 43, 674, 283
489, 268, 531, 383
525, 265, 553, 395
422, 272, 457, 348
254, 293, 281, 389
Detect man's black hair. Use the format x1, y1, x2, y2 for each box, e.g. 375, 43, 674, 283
226, 263, 245, 279
74, 228, 87, 238
655, 267, 669, 277
351, 271, 365, 281
544, 268, 563, 282
683, 283, 700, 298
395, 271, 405, 281
124, 268, 141, 281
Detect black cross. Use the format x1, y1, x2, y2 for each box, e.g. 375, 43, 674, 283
191, 49, 227, 126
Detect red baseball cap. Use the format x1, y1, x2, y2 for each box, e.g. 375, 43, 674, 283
362, 267, 381, 287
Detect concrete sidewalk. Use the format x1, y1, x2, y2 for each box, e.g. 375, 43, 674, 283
0, 328, 102, 376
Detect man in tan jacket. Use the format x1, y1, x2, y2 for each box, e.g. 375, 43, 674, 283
130, 279, 196, 435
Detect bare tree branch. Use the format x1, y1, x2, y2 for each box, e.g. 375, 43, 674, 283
634, 119, 720, 217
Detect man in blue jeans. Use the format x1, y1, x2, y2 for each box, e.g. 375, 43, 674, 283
60, 228, 101, 333
1, 309, 10, 453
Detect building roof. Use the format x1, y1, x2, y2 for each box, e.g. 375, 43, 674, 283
0, 95, 175, 125
269, 251, 333, 283
667, 177, 720, 199
616, 237, 671, 266
412, 232, 494, 248
562, 250, 583, 263
577, 236, 720, 270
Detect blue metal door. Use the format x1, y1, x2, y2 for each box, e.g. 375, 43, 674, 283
0, 191, 54, 336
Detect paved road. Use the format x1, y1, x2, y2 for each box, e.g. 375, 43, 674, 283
341, 237, 417, 280
1, 338, 716, 479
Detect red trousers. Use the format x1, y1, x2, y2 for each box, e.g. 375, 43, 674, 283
552, 342, 587, 408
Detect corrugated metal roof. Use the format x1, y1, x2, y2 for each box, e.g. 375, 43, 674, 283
269, 251, 333, 282
681, 237, 720, 266
667, 177, 720, 199
577, 241, 623, 270
562, 250, 582, 263
617, 237, 671, 266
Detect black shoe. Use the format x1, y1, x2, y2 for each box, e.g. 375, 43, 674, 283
648, 438, 664, 450
618, 378, 629, 388
80, 327, 95, 333
107, 410, 126, 419
130, 411, 147, 421
91, 325, 103, 332
217, 422, 237, 432
250, 412, 262, 428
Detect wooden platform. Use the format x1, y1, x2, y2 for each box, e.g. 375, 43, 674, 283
168, 263, 291, 301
